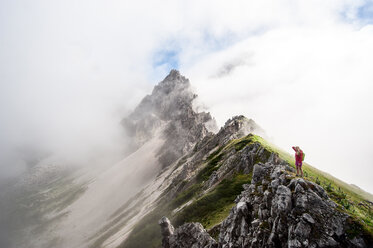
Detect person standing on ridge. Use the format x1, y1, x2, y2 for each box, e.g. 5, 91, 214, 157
292, 146, 304, 177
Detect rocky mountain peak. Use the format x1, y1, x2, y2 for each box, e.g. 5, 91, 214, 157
213, 115, 266, 145
151, 70, 191, 102
122, 70, 216, 167
129, 70, 194, 121
153, 69, 189, 95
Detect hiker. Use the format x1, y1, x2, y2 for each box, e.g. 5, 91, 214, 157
292, 146, 304, 177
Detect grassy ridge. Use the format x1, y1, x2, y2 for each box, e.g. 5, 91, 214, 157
251, 135, 373, 200
173, 173, 252, 229
248, 135, 373, 235
121, 141, 253, 248
122, 174, 252, 248
122, 134, 373, 247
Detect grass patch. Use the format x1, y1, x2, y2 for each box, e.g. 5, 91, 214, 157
206, 146, 224, 161
233, 138, 252, 151
195, 135, 258, 183
250, 134, 373, 237
170, 183, 202, 208
121, 182, 204, 248
121, 173, 251, 248
196, 153, 225, 182
173, 173, 252, 229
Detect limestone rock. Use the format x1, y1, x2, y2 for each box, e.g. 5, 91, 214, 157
161, 162, 373, 248
121, 70, 216, 167
159, 220, 218, 248
159, 217, 174, 248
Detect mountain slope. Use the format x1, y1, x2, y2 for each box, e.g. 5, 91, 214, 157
120, 117, 288, 248
161, 156, 373, 247
121, 125, 373, 247
157, 135, 373, 247
137, 132, 373, 247
0, 70, 218, 248
50, 70, 218, 248
3, 70, 372, 248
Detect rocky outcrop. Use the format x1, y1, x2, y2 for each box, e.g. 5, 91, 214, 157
159, 217, 218, 248
159, 217, 175, 248
204, 140, 284, 190
161, 162, 372, 248
164, 116, 268, 198
164, 133, 276, 203
193, 116, 266, 160
218, 115, 266, 143
121, 70, 216, 167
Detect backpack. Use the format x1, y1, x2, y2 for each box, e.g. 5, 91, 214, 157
302, 151, 305, 161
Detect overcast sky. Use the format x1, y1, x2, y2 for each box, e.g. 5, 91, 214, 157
1, 0, 373, 192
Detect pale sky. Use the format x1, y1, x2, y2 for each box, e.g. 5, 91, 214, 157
1, 0, 373, 192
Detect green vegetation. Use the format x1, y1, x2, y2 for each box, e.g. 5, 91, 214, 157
173, 173, 252, 229
122, 173, 252, 248
249, 134, 373, 236
233, 138, 252, 151
123, 133, 373, 247
196, 153, 224, 182
170, 183, 202, 208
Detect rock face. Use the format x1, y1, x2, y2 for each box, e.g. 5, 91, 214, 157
122, 70, 216, 167
159, 217, 175, 248
163, 131, 272, 203
159, 217, 218, 248
161, 162, 372, 248
118, 71, 270, 248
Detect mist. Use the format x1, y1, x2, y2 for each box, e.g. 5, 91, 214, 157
187, 26, 373, 193
1, 0, 373, 197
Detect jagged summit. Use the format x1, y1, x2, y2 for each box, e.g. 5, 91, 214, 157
162, 69, 189, 83
122, 70, 216, 167
165, 69, 183, 80
222, 115, 266, 140
129, 70, 193, 120
151, 70, 190, 99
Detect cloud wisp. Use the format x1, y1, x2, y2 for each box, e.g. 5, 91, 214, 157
0, 0, 373, 194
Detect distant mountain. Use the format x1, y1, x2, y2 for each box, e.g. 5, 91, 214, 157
121, 69, 216, 167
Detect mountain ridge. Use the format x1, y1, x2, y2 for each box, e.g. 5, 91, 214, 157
1, 70, 372, 248
120, 70, 373, 248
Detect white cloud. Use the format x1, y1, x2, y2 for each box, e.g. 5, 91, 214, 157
0, 0, 372, 192
186, 22, 373, 193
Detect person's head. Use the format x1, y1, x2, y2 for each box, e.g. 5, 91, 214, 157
296, 146, 300, 151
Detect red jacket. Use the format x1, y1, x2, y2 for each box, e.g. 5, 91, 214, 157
292, 147, 303, 163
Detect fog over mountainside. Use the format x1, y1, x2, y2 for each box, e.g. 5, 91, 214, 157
0, 71, 218, 248
1, 71, 372, 248
1, 0, 373, 201
2, 1, 373, 247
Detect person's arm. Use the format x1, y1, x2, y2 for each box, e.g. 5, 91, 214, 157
292, 146, 297, 152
